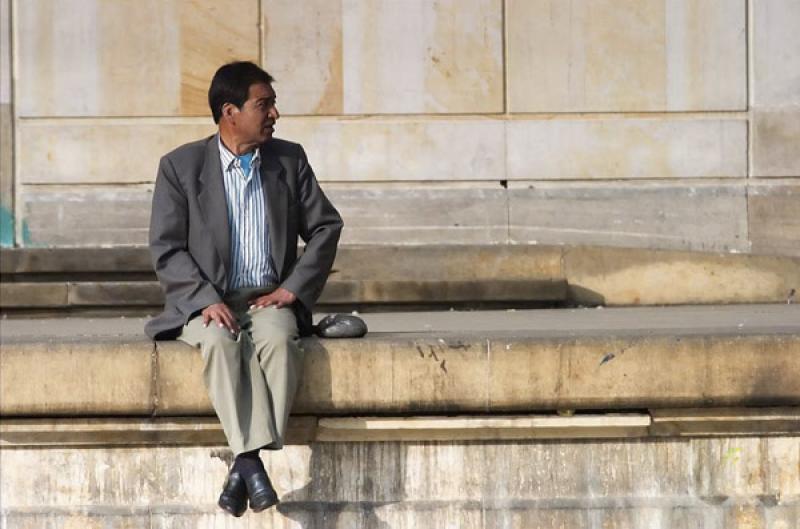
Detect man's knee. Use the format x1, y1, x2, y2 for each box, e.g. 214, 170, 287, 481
253, 329, 297, 362
199, 326, 240, 359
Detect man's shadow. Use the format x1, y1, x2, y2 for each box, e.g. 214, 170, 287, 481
272, 339, 395, 528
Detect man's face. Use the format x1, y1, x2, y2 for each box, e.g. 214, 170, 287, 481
232, 82, 279, 144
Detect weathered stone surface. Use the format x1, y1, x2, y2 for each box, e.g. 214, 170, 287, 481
315, 415, 650, 442
331, 245, 563, 281
327, 186, 508, 245
752, 0, 800, 108
724, 505, 766, 529
488, 335, 800, 411
507, 0, 746, 112
276, 118, 506, 182
0, 103, 12, 248
0, 417, 318, 447
2, 439, 798, 527
563, 246, 800, 305
508, 181, 749, 252
319, 279, 566, 305
0, 341, 154, 415
264, 0, 503, 115
0, 0, 9, 107
766, 437, 800, 497
748, 180, 800, 257
18, 120, 214, 184
765, 505, 800, 529
0, 282, 68, 307
506, 118, 747, 180
6, 328, 799, 416
293, 339, 395, 414
0, 247, 153, 274
752, 110, 800, 177
0, 279, 566, 309
155, 341, 211, 415
262, 0, 343, 115
1, 513, 150, 529
15, 0, 259, 117
20, 187, 151, 246
389, 337, 488, 413
19, 117, 506, 184
1, 0, 12, 247
693, 437, 770, 498
650, 408, 800, 437
68, 282, 164, 306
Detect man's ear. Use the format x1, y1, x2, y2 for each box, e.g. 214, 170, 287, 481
221, 102, 238, 122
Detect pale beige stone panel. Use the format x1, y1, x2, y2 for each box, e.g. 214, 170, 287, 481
747, 180, 800, 257
20, 187, 152, 246
340, 0, 503, 114
16, 0, 259, 117
752, 0, 800, 107
1, 0, 12, 246
18, 120, 216, 184
277, 117, 506, 181
508, 180, 749, 252
326, 185, 508, 245
0, 103, 11, 246
0, 0, 9, 106
752, 109, 800, 177
265, 0, 504, 115
19, 118, 505, 184
506, 118, 747, 180
507, 0, 746, 112
263, 0, 343, 115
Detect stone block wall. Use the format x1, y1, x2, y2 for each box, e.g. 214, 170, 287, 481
1, 0, 798, 255
2, 437, 799, 528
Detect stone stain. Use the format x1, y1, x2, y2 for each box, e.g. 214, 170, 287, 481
178, 0, 259, 115
313, 26, 343, 115
426, 0, 502, 112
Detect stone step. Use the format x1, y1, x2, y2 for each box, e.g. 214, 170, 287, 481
0, 278, 567, 309
1, 306, 798, 418
1, 245, 798, 310
4, 408, 798, 448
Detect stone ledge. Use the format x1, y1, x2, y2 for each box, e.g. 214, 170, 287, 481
2, 244, 797, 308
3, 409, 798, 447
0, 278, 567, 308
2, 326, 799, 417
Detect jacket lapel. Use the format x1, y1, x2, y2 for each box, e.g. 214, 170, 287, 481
197, 137, 232, 280
260, 147, 288, 278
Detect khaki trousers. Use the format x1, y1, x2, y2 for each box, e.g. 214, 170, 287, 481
178, 287, 304, 456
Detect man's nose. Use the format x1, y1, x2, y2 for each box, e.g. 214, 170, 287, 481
270, 105, 280, 121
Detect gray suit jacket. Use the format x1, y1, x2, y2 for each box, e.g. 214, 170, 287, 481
145, 135, 343, 340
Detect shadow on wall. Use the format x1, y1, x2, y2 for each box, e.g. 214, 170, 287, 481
276, 340, 396, 528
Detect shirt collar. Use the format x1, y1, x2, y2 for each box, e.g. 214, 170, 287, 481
217, 134, 261, 173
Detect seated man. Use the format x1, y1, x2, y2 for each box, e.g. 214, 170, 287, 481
145, 61, 343, 516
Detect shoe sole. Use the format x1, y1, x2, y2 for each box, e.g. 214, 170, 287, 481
218, 500, 246, 517
250, 495, 280, 513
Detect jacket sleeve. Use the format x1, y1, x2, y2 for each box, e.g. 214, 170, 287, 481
149, 156, 223, 319
280, 146, 343, 311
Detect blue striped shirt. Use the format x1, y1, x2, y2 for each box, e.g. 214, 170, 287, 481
218, 136, 278, 289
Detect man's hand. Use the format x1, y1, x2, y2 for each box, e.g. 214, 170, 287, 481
202, 303, 240, 334
249, 287, 297, 310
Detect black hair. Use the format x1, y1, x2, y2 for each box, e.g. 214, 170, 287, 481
208, 61, 275, 124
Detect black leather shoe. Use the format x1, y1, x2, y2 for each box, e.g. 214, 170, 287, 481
245, 470, 280, 512
218, 471, 248, 517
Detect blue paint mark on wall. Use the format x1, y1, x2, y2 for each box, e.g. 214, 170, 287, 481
0, 206, 13, 247
0, 207, 32, 247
